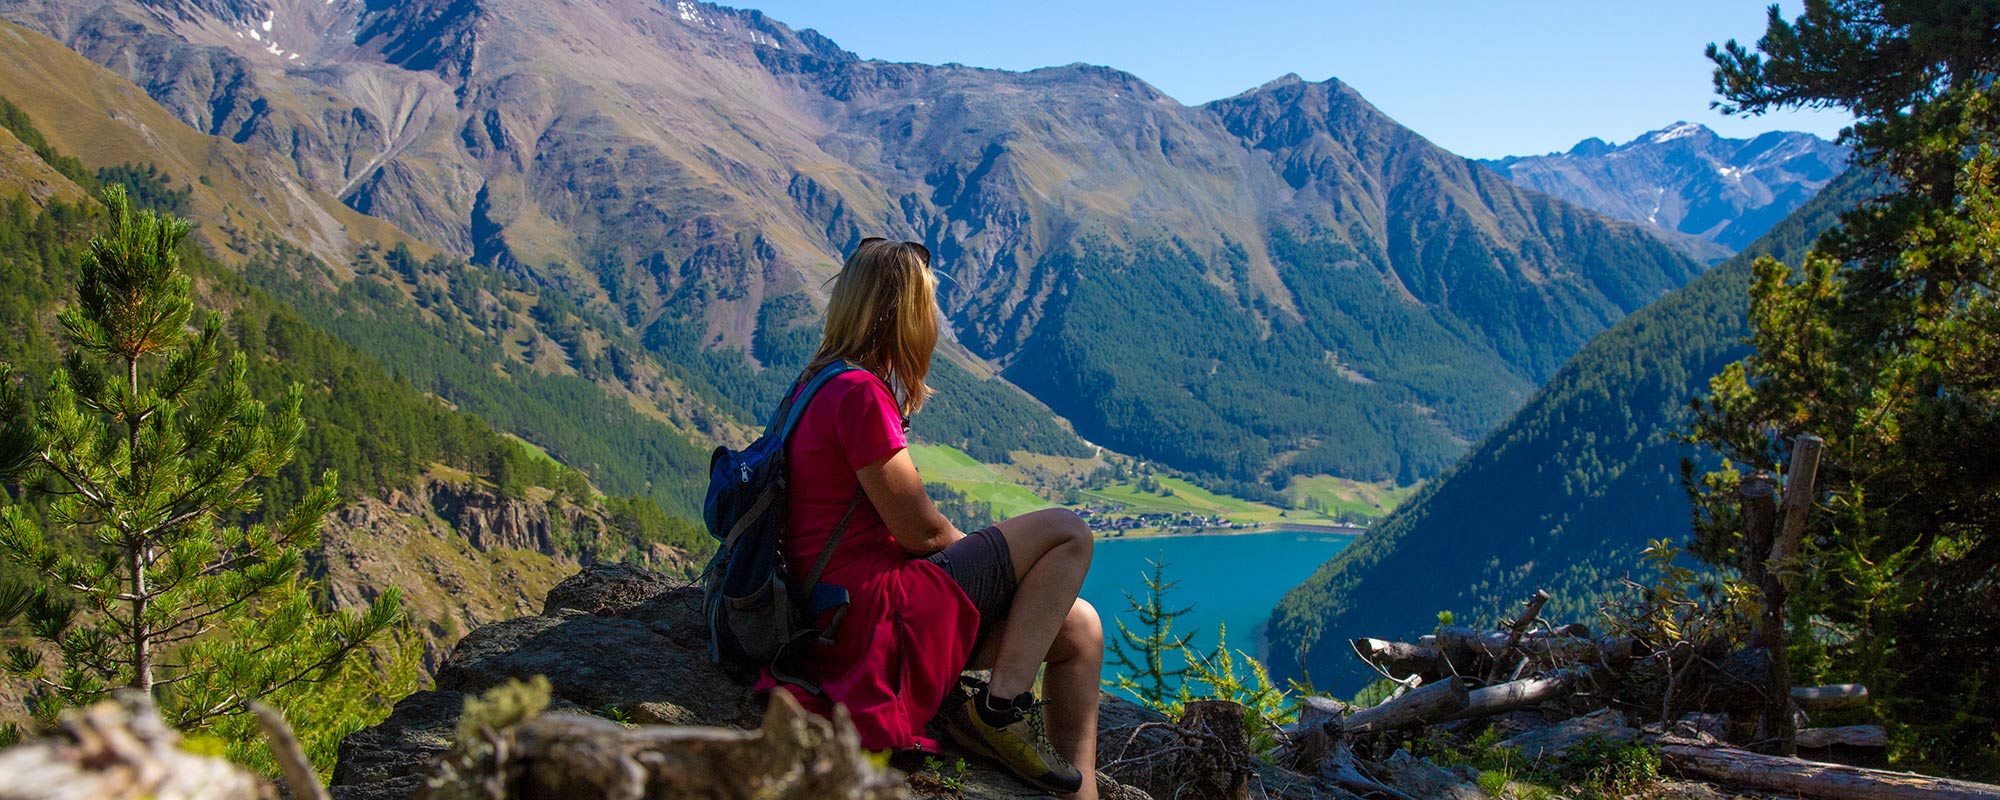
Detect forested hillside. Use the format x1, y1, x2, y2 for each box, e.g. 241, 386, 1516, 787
1268, 169, 1879, 691
0, 110, 708, 562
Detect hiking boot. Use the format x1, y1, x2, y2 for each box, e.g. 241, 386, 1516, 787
939, 687, 1083, 794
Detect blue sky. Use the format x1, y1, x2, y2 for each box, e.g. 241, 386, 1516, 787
739, 0, 1851, 159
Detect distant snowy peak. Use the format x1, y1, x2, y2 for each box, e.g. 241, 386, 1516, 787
1645, 120, 1708, 144
1481, 123, 1849, 258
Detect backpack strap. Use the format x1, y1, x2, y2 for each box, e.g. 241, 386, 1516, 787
767, 361, 860, 441
801, 486, 865, 602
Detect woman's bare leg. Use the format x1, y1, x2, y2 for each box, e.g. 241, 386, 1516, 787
985, 508, 1094, 699
970, 508, 1099, 799
1045, 598, 1103, 799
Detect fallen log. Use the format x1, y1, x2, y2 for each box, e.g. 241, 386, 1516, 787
1340, 678, 1470, 735
1449, 664, 1606, 721
1433, 627, 1633, 667
1794, 684, 1870, 710
1797, 726, 1888, 750
1353, 638, 1445, 678
1658, 741, 2000, 800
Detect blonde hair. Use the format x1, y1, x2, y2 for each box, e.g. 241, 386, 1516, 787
808, 238, 939, 416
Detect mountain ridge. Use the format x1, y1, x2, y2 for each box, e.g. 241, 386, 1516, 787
1481, 122, 1847, 260
5, 0, 1710, 487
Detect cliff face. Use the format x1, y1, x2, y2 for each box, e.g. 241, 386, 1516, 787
314, 477, 695, 671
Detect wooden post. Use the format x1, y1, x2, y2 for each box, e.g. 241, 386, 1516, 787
1774, 435, 1825, 588
1738, 471, 1777, 602
1757, 434, 1824, 756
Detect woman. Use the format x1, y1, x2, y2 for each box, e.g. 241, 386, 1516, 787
768, 238, 1102, 799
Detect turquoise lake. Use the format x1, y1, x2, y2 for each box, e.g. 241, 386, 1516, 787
1079, 530, 1354, 693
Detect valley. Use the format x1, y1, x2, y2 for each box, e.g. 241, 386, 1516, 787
2, 0, 1707, 494
911, 444, 1400, 537
9, 0, 1976, 793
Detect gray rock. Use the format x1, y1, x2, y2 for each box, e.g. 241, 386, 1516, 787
1374, 750, 1486, 800
541, 562, 683, 616
1496, 708, 1640, 761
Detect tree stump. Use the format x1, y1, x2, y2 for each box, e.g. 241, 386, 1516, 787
1104, 700, 1253, 800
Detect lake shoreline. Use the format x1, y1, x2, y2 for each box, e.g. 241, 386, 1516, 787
1092, 522, 1367, 540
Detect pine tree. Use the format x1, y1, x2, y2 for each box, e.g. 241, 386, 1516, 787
1104, 557, 1197, 715
0, 186, 402, 732
1689, 0, 2000, 776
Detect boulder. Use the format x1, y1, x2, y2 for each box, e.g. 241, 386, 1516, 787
332, 564, 1344, 799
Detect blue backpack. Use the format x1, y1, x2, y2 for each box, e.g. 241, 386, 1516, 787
701, 362, 866, 687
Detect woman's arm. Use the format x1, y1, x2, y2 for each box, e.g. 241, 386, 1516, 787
857, 448, 963, 555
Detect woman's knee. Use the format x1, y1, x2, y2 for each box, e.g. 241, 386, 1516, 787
1049, 507, 1092, 559
1053, 598, 1104, 662
1068, 598, 1102, 645
999, 507, 1093, 568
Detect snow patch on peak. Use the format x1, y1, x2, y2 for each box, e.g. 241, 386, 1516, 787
262, 14, 273, 32
1647, 122, 1705, 144
675, 1, 703, 23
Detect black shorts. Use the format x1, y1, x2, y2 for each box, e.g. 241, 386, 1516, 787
925, 526, 1017, 636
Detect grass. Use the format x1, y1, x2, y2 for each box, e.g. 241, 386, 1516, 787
1084, 477, 1281, 521
1082, 475, 1337, 529
912, 445, 1368, 533
910, 444, 1054, 519
503, 433, 563, 468
1282, 474, 1419, 519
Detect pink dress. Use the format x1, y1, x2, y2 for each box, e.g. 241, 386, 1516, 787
759, 369, 980, 751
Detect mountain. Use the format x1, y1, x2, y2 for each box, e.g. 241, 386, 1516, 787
1, 0, 1705, 488
1482, 123, 1848, 261
0, 22, 741, 690
1267, 168, 1879, 692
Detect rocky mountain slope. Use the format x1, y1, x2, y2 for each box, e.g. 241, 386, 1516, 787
1268, 168, 1878, 692
1482, 123, 1848, 261
2, 0, 1706, 486
315, 475, 699, 671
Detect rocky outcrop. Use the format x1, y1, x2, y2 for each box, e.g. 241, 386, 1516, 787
331, 564, 1351, 800
313, 478, 693, 674
416, 480, 578, 555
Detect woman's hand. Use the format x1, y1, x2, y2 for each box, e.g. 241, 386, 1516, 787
856, 448, 963, 555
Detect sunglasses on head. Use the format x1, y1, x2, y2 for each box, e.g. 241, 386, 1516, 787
860, 237, 931, 264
